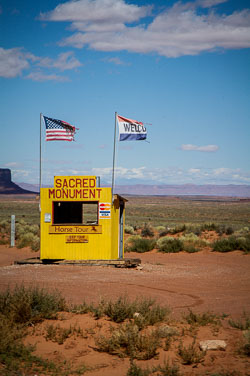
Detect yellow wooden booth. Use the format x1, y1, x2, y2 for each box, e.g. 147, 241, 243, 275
40, 176, 126, 261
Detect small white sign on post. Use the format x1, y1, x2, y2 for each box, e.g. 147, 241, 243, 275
11, 215, 15, 247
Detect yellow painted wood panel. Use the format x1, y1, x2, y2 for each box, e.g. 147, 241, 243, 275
40, 176, 124, 260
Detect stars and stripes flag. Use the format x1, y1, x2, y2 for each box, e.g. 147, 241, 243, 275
43, 116, 77, 141
117, 114, 147, 141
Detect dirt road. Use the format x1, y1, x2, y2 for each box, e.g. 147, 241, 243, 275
0, 245, 249, 318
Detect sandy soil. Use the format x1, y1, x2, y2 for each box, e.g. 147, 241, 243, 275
0, 245, 250, 375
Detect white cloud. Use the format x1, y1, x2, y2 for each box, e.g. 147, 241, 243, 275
41, 0, 250, 57
25, 71, 69, 82
0, 47, 34, 78
103, 57, 127, 65
181, 144, 219, 152
0, 47, 82, 79
40, 0, 151, 23
189, 168, 201, 174
38, 51, 82, 71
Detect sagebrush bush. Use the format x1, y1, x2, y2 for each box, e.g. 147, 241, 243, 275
168, 224, 186, 235
0, 285, 66, 324
213, 236, 250, 253
17, 232, 40, 250
157, 237, 184, 253
128, 237, 156, 253
141, 224, 154, 238
155, 226, 166, 233
125, 225, 135, 235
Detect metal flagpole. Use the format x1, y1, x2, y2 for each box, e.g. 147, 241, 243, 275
39, 113, 42, 212
111, 111, 117, 204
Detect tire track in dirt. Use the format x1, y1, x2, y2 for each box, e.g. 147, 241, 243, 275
109, 281, 204, 309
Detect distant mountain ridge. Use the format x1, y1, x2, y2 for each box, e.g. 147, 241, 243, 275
16, 181, 250, 197
114, 183, 250, 197
0, 169, 36, 194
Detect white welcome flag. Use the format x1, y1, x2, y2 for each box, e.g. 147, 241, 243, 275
117, 114, 147, 141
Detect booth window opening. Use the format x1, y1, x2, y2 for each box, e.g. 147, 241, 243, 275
53, 201, 98, 225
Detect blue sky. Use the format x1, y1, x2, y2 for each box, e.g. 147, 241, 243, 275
0, 0, 250, 186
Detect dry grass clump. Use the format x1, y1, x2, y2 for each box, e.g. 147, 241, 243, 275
0, 285, 68, 375
229, 312, 250, 331
178, 338, 206, 365
96, 322, 161, 360
184, 309, 220, 326
127, 359, 180, 376
45, 323, 84, 345
92, 296, 170, 329
238, 330, 250, 356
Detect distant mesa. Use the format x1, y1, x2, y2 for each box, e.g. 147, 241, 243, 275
0, 168, 36, 194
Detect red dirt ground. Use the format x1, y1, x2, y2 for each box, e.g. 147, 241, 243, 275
0, 245, 250, 375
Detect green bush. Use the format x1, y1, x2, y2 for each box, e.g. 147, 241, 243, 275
16, 232, 40, 251
125, 225, 135, 235
128, 237, 156, 253
212, 236, 250, 253
229, 312, 250, 330
141, 224, 154, 238
126, 360, 180, 376
184, 309, 220, 326
238, 330, 250, 356
157, 237, 184, 253
93, 296, 169, 329
0, 285, 66, 324
178, 338, 206, 365
169, 224, 186, 235
96, 322, 161, 360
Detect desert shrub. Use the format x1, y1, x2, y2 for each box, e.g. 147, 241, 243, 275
235, 227, 250, 237
126, 360, 180, 376
200, 223, 219, 232
178, 338, 206, 365
179, 233, 209, 252
128, 237, 156, 253
0, 237, 8, 245
45, 323, 84, 344
16, 223, 39, 237
184, 309, 220, 326
184, 245, 199, 253
93, 296, 169, 328
96, 322, 161, 359
238, 330, 250, 356
0, 285, 66, 324
157, 237, 184, 253
169, 224, 186, 235
127, 360, 151, 376
0, 314, 57, 375
155, 226, 166, 233
229, 312, 250, 330
141, 224, 154, 238
125, 225, 135, 235
0, 220, 10, 233
226, 226, 234, 235
213, 236, 250, 253
16, 231, 40, 251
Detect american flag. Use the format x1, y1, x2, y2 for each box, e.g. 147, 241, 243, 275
43, 116, 76, 141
